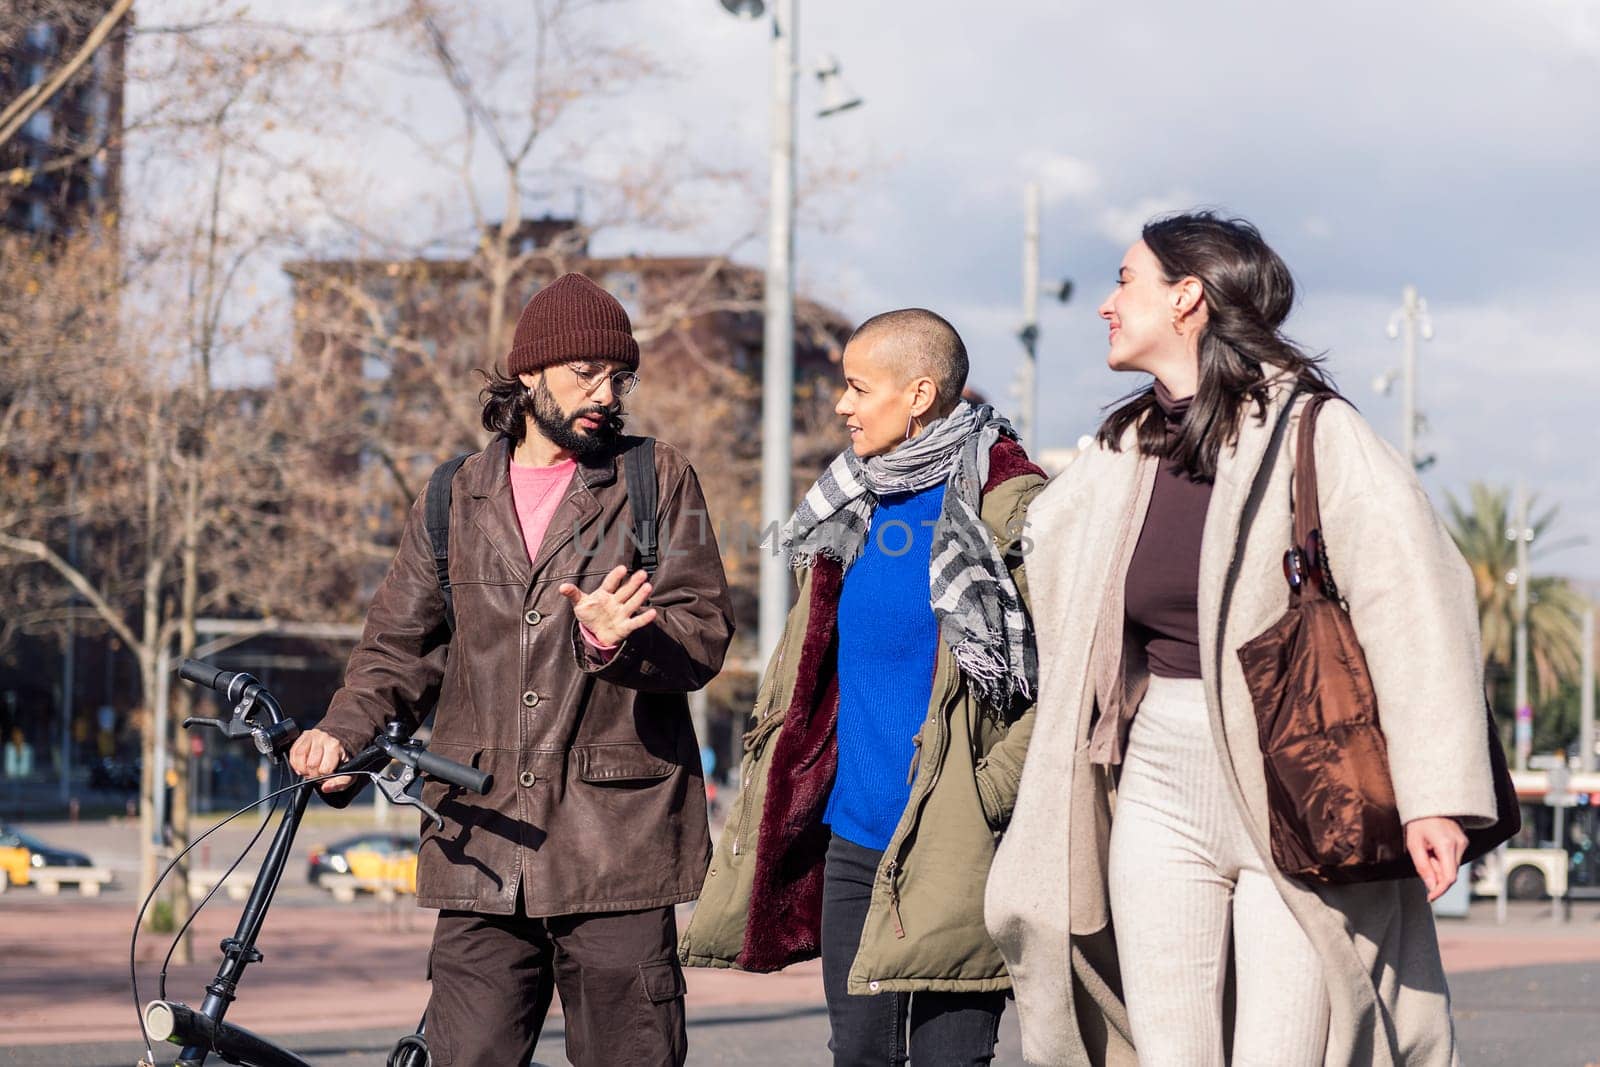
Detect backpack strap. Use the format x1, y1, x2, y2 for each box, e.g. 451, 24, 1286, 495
624, 437, 659, 577
425, 452, 475, 634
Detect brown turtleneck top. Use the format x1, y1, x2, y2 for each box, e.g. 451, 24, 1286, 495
1124, 381, 1214, 680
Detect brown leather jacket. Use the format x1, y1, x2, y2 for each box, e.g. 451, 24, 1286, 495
318, 434, 734, 917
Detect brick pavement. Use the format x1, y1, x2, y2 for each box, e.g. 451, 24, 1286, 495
5, 812, 1600, 1055
3, 894, 1599, 1064
0, 896, 823, 1048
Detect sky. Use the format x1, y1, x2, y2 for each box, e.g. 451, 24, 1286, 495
134, 0, 1600, 583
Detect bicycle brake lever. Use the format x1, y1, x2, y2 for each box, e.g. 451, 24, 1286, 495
183, 715, 254, 742
375, 764, 444, 830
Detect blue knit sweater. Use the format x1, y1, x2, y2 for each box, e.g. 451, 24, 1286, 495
823, 484, 946, 852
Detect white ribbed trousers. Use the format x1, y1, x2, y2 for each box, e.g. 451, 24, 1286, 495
1107, 676, 1330, 1066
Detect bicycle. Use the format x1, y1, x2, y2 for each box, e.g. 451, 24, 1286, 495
133, 659, 492, 1067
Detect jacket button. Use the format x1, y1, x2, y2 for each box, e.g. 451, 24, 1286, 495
518, 770, 536, 788
524, 609, 542, 626
868, 981, 880, 992
521, 690, 540, 708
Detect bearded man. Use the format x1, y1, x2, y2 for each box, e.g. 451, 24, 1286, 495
290, 273, 734, 1067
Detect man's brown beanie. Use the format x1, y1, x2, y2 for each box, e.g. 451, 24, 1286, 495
506, 273, 640, 376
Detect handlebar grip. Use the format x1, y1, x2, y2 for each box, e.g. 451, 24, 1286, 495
413, 749, 492, 795
177, 659, 258, 704
177, 658, 227, 690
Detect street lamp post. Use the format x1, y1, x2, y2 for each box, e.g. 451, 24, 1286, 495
759, 0, 797, 671
1014, 180, 1071, 449
1507, 484, 1535, 770
1378, 285, 1434, 471
1580, 603, 1595, 773
1018, 182, 1040, 447
721, 0, 861, 667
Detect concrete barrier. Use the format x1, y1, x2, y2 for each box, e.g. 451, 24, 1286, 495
32, 867, 116, 897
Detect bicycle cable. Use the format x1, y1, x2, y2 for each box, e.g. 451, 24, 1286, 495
130, 770, 378, 1065
157, 786, 285, 1001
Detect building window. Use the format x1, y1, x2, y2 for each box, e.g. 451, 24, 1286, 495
24, 109, 53, 142
605, 271, 643, 318
27, 200, 55, 234
26, 23, 55, 50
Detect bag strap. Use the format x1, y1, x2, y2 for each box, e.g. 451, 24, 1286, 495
425, 452, 475, 634
624, 436, 659, 577
1289, 394, 1344, 604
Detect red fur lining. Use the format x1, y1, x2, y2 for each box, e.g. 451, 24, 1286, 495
738, 558, 843, 971
984, 437, 1046, 493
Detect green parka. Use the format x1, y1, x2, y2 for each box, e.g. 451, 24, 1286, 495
680, 439, 1046, 994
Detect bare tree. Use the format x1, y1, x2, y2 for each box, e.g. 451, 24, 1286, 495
0, 4, 363, 952
268, 0, 852, 655
0, 0, 134, 156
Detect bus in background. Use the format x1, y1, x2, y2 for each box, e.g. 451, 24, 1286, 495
1472, 769, 1600, 901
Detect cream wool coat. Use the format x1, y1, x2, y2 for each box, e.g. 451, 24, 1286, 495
985, 378, 1498, 1066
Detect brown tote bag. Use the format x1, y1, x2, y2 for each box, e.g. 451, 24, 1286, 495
1237, 393, 1519, 885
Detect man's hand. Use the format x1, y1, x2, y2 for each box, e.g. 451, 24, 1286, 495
559, 565, 657, 648
1405, 816, 1468, 902
289, 728, 354, 793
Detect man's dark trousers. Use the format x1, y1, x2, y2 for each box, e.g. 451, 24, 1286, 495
425, 903, 687, 1066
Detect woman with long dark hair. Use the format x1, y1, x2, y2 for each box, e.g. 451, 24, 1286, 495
986, 212, 1499, 1065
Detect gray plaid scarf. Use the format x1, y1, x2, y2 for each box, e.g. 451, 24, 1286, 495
777, 400, 1036, 713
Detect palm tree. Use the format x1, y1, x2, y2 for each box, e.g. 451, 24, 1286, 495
1444, 484, 1586, 716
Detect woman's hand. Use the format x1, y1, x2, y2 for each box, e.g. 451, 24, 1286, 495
1404, 816, 1468, 902
559, 565, 657, 648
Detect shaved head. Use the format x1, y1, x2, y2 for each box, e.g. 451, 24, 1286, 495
848, 308, 969, 412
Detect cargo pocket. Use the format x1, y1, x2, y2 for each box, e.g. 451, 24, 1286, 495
634, 957, 688, 1064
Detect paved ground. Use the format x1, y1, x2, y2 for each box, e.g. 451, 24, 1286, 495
5, 815, 1600, 1065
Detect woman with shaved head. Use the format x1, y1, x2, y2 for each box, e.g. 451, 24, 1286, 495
682, 308, 1049, 1064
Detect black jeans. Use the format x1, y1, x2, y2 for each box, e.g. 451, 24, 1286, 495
821, 834, 1006, 1066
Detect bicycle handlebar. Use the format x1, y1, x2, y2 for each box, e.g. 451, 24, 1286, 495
412, 748, 492, 795
333, 735, 493, 797
180, 657, 491, 795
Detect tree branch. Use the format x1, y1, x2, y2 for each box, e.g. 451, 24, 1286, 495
0, 531, 140, 651
0, 0, 136, 153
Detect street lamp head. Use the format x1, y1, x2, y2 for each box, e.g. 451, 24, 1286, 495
1385, 318, 1400, 340
815, 58, 864, 118
1049, 279, 1074, 304
719, 0, 764, 18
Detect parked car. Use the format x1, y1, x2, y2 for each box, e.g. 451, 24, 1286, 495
89, 757, 141, 792
307, 832, 417, 886
0, 822, 93, 890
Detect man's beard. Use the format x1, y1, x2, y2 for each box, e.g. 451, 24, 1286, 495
527, 377, 623, 459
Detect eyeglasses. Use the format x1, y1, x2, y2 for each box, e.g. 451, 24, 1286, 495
565, 362, 640, 398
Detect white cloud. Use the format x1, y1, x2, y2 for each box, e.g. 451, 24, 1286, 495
1093, 191, 1204, 246
1018, 151, 1102, 205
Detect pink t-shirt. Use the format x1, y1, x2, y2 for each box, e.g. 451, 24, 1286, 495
508, 456, 576, 562
508, 456, 617, 657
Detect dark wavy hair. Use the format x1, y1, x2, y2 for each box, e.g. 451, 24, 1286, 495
480, 367, 532, 443
1096, 211, 1333, 480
